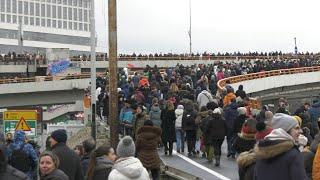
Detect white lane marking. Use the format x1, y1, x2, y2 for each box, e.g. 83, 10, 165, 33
172, 150, 231, 180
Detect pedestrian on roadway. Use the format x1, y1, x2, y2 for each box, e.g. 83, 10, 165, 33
161, 100, 176, 156
39, 151, 69, 180
50, 129, 84, 180
175, 104, 185, 153
182, 100, 198, 157
81, 138, 96, 178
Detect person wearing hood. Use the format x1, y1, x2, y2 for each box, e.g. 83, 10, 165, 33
108, 136, 150, 180
133, 105, 148, 139
50, 129, 84, 180
86, 145, 116, 180
197, 88, 214, 109
39, 151, 69, 180
308, 100, 320, 138
7, 130, 38, 180
236, 85, 246, 99
0, 144, 29, 180
175, 105, 185, 153
161, 100, 176, 156
149, 103, 162, 128
254, 113, 307, 180
224, 98, 238, 158
223, 88, 236, 107
136, 120, 162, 180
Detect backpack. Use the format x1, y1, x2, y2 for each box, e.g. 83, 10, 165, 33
9, 144, 32, 172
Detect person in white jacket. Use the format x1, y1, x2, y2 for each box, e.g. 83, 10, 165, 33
175, 105, 185, 153
108, 136, 150, 180
197, 89, 214, 109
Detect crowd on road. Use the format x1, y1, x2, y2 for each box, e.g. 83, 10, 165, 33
1, 55, 320, 180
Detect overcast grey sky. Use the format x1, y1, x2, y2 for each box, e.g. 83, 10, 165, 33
95, 0, 320, 54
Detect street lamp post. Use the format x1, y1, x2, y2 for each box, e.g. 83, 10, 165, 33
90, 0, 96, 140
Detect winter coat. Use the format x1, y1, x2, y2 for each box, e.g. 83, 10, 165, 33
175, 109, 184, 129
133, 113, 148, 138
149, 105, 162, 128
51, 143, 84, 180
204, 115, 227, 145
312, 144, 320, 180
236, 89, 246, 99
91, 156, 113, 180
40, 169, 69, 180
182, 103, 197, 131
7, 131, 38, 179
224, 102, 239, 130
233, 115, 246, 134
81, 154, 90, 177
136, 126, 162, 169
237, 150, 256, 180
232, 133, 256, 154
195, 111, 209, 139
161, 108, 176, 142
119, 107, 134, 124
223, 93, 236, 107
308, 102, 320, 137
254, 129, 307, 180
197, 90, 213, 109
0, 165, 29, 180
108, 157, 150, 180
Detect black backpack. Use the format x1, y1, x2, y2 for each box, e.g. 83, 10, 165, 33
9, 144, 32, 172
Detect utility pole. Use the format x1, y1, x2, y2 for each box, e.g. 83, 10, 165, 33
18, 18, 23, 54
188, 0, 192, 55
294, 37, 298, 55
108, 0, 119, 149
90, 0, 96, 140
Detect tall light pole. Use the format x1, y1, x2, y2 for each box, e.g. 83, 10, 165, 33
188, 0, 192, 55
90, 0, 96, 140
108, 0, 119, 148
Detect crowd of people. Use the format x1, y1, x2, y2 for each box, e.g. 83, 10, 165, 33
1, 55, 320, 180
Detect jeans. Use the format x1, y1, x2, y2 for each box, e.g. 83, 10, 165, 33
226, 129, 236, 155
175, 129, 185, 152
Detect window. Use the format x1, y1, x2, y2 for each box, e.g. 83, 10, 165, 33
73, 8, 77, 21
47, 0, 51, 3
68, 8, 72, 20
52, 5, 56, 18
12, 15, 16, 23
63, 0, 67, 5
52, 0, 56, 3
84, 10, 87, 22
79, 0, 82, 7
84, 1, 87, 8
18, 1, 22, 14
79, 23, 83, 30
41, 4, 45, 17
0, 1, 5, 12
63, 21, 67, 29
68, 0, 72, 6
36, 3, 40, 16
36, 18, 40, 26
63, 7, 67, 19
41, 18, 45, 27
73, 0, 77, 6
58, 6, 61, 18
78, 9, 82, 21
47, 19, 51, 27
68, 21, 72, 29
12, 0, 16, 13
24, 2, 29, 15
84, 23, 88, 31
6, 14, 11, 23
46, 5, 51, 17
24, 16, 28, 25
0, 14, 5, 22
57, 0, 62, 4
30, 17, 34, 25
73, 22, 77, 30
30, 2, 34, 15
6, 0, 11, 13
58, 20, 62, 28
52, 20, 56, 27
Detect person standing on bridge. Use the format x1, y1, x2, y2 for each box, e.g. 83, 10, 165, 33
182, 101, 198, 157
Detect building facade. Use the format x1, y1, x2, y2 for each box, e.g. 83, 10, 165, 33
0, 0, 104, 55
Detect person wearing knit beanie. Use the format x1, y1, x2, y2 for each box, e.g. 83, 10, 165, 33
50, 129, 68, 144
177, 105, 184, 110
237, 107, 247, 116
255, 121, 273, 141
272, 113, 298, 132
116, 136, 136, 158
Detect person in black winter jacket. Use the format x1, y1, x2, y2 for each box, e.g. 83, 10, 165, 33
50, 129, 84, 180
39, 151, 69, 180
182, 101, 198, 157
81, 139, 96, 177
86, 145, 116, 180
236, 85, 246, 99
0, 144, 29, 180
161, 100, 176, 156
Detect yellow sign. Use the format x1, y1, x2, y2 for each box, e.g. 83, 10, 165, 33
3, 111, 37, 120
15, 117, 32, 131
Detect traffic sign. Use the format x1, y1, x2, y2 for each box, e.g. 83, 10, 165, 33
3, 111, 37, 120
15, 117, 31, 131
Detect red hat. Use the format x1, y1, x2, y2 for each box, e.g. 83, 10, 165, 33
240, 119, 257, 139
